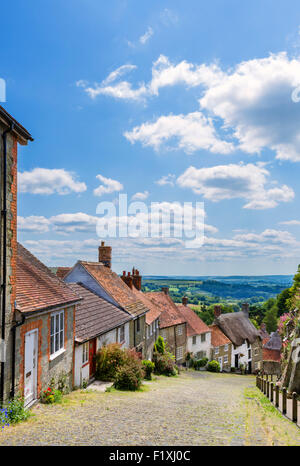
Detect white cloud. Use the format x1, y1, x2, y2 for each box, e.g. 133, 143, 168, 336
93, 174, 123, 197
18, 216, 50, 233
139, 27, 153, 45
131, 191, 149, 200
155, 174, 176, 186
160, 8, 179, 26
177, 163, 294, 209
124, 112, 234, 154
199, 52, 300, 161
18, 168, 87, 195
81, 53, 300, 160
279, 220, 300, 226
50, 212, 99, 234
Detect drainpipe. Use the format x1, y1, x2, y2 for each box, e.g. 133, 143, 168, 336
10, 308, 25, 398
0, 123, 14, 406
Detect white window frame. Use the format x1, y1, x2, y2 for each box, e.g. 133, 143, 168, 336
176, 346, 184, 360
224, 355, 228, 364
119, 325, 125, 343
50, 310, 64, 359
82, 342, 89, 365
192, 335, 197, 345
224, 344, 228, 352
176, 325, 183, 336
201, 333, 206, 343
215, 346, 219, 355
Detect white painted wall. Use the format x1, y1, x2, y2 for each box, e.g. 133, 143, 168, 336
74, 345, 89, 388
96, 322, 130, 350
186, 331, 211, 358
231, 341, 253, 369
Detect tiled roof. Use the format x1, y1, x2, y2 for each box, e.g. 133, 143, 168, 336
145, 292, 186, 329
263, 348, 281, 362
0, 105, 33, 143
17, 243, 80, 313
69, 283, 131, 342
177, 305, 210, 336
56, 267, 71, 280
209, 324, 231, 347
79, 261, 149, 317
131, 288, 161, 325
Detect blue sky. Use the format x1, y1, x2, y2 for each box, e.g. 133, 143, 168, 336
2, 0, 300, 275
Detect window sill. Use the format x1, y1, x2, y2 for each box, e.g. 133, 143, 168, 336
50, 348, 66, 361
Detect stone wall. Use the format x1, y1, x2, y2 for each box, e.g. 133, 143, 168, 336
14, 305, 75, 397
160, 323, 187, 363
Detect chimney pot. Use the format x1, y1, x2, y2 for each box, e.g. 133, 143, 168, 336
242, 303, 249, 316
98, 242, 112, 268
214, 305, 222, 318
161, 287, 169, 295
182, 296, 188, 306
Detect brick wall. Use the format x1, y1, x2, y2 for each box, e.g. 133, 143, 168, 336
0, 126, 18, 401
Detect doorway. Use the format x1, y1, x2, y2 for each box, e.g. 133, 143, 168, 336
24, 329, 38, 406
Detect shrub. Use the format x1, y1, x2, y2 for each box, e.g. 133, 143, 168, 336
153, 336, 165, 355
207, 360, 221, 373
142, 360, 155, 380
114, 358, 143, 391
0, 397, 30, 429
194, 358, 208, 370
153, 351, 176, 376
41, 387, 62, 404
95, 343, 127, 381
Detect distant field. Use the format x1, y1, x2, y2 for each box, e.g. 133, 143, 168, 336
142, 275, 293, 304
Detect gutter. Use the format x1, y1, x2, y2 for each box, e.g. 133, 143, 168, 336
0, 123, 14, 406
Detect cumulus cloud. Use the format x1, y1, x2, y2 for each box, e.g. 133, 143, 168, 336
18, 216, 50, 233
50, 213, 99, 234
177, 163, 294, 209
18, 168, 87, 195
155, 174, 176, 186
131, 191, 149, 200
124, 112, 234, 154
93, 174, 123, 197
279, 220, 300, 226
139, 27, 153, 44
81, 53, 300, 160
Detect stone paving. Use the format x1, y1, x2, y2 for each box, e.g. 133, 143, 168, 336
0, 371, 299, 446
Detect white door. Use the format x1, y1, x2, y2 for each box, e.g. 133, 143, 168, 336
218, 357, 223, 372
24, 329, 38, 406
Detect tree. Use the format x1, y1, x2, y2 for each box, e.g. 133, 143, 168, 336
263, 306, 278, 333
276, 288, 292, 316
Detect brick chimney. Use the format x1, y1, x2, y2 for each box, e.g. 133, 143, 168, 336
260, 323, 266, 331
98, 241, 112, 269
132, 268, 142, 291
214, 305, 222, 318
182, 296, 188, 306
161, 286, 169, 295
121, 271, 133, 289
242, 303, 249, 317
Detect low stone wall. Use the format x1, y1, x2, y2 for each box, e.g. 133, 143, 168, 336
262, 360, 281, 376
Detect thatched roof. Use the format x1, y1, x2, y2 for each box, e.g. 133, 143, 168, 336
215, 311, 261, 347
263, 331, 282, 351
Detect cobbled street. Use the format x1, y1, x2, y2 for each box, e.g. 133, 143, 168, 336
1, 371, 299, 446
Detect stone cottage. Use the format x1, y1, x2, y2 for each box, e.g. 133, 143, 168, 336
68, 282, 132, 387
63, 243, 149, 356
209, 324, 232, 372
15, 243, 80, 406
176, 297, 211, 359
145, 288, 187, 364
213, 304, 262, 373
0, 106, 33, 404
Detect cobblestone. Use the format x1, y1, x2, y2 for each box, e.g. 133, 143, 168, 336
0, 371, 299, 445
